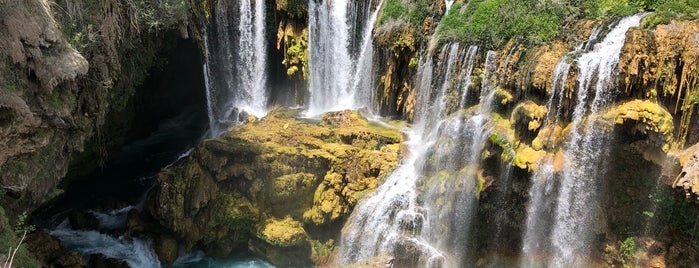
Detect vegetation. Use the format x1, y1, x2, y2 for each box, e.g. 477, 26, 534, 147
378, 0, 431, 26
434, 0, 699, 48
0, 207, 39, 268
643, 0, 699, 28
436, 0, 569, 48
616, 237, 637, 267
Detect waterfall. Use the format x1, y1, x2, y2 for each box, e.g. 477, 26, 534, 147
519, 14, 644, 267
203, 0, 268, 136
307, 0, 382, 116
520, 26, 599, 266
340, 44, 497, 267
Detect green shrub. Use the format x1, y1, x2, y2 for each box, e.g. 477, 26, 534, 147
617, 237, 636, 267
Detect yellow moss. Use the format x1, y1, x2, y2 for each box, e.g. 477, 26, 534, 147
495, 87, 514, 105
511, 101, 548, 132
277, 24, 308, 80
603, 100, 674, 150
490, 113, 516, 162
532, 125, 564, 151
272, 173, 317, 199
620, 21, 699, 149
514, 144, 546, 172
258, 216, 307, 247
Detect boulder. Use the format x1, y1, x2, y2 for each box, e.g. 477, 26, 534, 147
68, 210, 100, 230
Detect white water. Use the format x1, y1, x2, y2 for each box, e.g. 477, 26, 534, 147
520, 26, 601, 266
50, 206, 275, 268
458, 46, 479, 110
341, 45, 497, 267
543, 14, 644, 267
50, 220, 162, 268
307, 0, 382, 116
203, 0, 268, 136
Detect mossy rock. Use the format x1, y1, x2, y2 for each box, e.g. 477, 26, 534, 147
258, 216, 307, 247
511, 101, 548, 132
513, 144, 546, 172
150, 108, 402, 266
603, 100, 674, 150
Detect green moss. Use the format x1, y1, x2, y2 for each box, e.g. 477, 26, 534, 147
48, 85, 77, 110
208, 192, 260, 239
309, 239, 334, 264
489, 113, 516, 162
279, 26, 308, 80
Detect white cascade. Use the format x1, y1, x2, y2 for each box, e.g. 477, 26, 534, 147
340, 44, 498, 267
307, 0, 382, 116
203, 0, 268, 136
548, 14, 645, 267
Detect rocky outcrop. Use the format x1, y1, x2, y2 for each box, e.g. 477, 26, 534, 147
673, 144, 699, 199
620, 20, 699, 149
149, 108, 402, 266
0, 0, 193, 218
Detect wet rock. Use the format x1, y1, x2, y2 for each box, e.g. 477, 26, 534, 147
53, 252, 87, 267
88, 254, 128, 268
126, 209, 145, 235
153, 234, 179, 266
68, 210, 100, 230
25, 230, 63, 262
344, 255, 395, 268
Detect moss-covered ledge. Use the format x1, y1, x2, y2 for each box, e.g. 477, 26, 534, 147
148, 108, 402, 266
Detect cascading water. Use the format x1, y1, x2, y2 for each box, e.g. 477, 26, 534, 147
550, 14, 644, 267
340, 44, 498, 267
203, 0, 268, 136
519, 14, 644, 267
306, 0, 382, 116
520, 26, 599, 266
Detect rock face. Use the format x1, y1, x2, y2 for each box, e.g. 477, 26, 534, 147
673, 144, 699, 199
0, 0, 193, 218
149, 108, 402, 266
